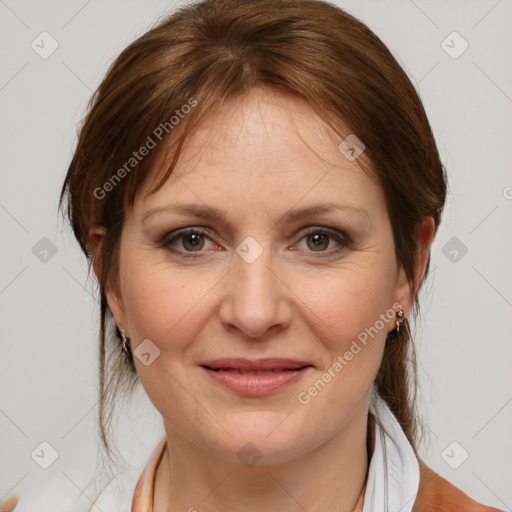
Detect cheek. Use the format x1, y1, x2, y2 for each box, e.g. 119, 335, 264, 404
120, 260, 216, 409
292, 264, 392, 404
121, 259, 216, 348
294, 263, 392, 344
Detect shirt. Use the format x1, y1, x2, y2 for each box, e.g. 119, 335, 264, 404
92, 387, 421, 511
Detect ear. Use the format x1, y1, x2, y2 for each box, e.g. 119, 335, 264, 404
88, 226, 127, 330
391, 216, 436, 318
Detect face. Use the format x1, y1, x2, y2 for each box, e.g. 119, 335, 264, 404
95, 89, 418, 465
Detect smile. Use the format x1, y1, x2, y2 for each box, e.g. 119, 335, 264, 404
201, 365, 313, 396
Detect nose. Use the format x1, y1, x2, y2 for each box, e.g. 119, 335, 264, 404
218, 240, 293, 340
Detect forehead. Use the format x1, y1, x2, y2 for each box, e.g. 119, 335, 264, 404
134, 89, 382, 219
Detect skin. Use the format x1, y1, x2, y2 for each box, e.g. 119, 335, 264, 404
90, 88, 435, 512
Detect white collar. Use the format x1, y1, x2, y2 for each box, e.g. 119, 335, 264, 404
363, 387, 420, 512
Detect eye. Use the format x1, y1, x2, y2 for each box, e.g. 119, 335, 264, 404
295, 227, 351, 256
160, 226, 351, 259
163, 228, 216, 258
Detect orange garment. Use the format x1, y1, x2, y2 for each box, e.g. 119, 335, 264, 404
132, 435, 167, 512
414, 460, 504, 512
130, 436, 503, 512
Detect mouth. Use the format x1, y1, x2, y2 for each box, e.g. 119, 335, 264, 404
199, 357, 313, 372
201, 366, 311, 375
199, 358, 314, 396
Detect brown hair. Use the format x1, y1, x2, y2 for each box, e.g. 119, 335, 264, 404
58, 0, 447, 471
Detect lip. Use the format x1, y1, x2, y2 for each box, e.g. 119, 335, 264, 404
199, 358, 314, 397
199, 357, 313, 371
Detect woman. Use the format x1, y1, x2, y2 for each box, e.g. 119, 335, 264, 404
2, 0, 502, 510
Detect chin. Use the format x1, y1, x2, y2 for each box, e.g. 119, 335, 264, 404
198, 414, 315, 465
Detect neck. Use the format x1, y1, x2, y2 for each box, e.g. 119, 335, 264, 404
154, 400, 374, 512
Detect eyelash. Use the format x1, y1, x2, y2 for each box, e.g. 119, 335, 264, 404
159, 226, 352, 259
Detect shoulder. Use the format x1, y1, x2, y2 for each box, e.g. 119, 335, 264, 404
413, 460, 504, 512
89, 468, 141, 511
0, 468, 140, 512
0, 495, 19, 512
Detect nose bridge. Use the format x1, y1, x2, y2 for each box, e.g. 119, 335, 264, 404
219, 234, 291, 338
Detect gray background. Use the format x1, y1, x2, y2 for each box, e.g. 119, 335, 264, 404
1, 0, 511, 509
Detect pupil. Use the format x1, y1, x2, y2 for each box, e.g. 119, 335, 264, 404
310, 233, 327, 250
185, 233, 202, 249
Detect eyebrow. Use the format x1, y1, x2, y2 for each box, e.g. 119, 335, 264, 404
141, 202, 371, 226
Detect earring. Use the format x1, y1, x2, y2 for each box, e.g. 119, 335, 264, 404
118, 326, 131, 357
395, 310, 404, 334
